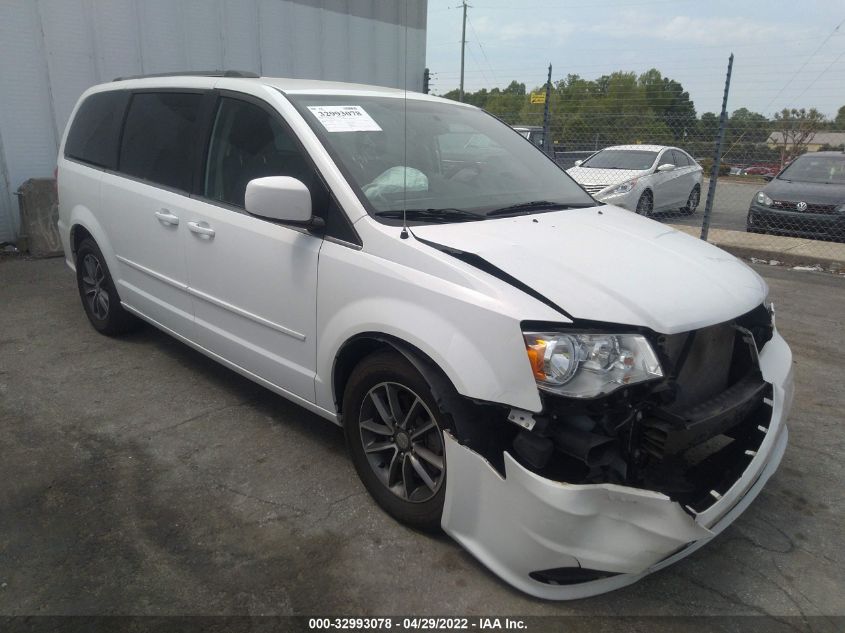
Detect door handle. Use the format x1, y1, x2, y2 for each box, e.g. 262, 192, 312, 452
155, 209, 180, 225
187, 221, 215, 238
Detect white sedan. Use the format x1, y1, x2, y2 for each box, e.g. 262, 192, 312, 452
567, 144, 703, 216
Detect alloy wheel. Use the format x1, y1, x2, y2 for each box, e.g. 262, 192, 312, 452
358, 382, 445, 503
80, 253, 110, 320
636, 192, 653, 215
688, 188, 700, 211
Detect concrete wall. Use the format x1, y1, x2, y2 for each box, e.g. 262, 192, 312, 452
0, 0, 427, 243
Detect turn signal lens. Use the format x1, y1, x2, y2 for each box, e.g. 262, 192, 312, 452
526, 340, 547, 380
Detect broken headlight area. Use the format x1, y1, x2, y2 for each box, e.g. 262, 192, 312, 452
463, 304, 776, 515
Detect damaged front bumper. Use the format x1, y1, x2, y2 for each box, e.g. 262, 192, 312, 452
441, 331, 793, 599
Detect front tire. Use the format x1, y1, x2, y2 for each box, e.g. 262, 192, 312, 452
635, 190, 653, 216
343, 351, 449, 532
76, 237, 140, 335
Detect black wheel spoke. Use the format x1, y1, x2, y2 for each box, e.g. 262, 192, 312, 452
410, 419, 436, 440
359, 381, 444, 504
413, 444, 444, 472
365, 440, 396, 454
369, 389, 395, 431
401, 453, 415, 498
360, 418, 392, 436
84, 256, 97, 281
387, 450, 402, 489
408, 453, 436, 492
385, 383, 404, 426
401, 397, 421, 429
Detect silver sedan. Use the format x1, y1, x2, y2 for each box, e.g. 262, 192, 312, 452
567, 144, 703, 216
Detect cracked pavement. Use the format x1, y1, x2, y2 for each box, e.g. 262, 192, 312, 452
0, 257, 843, 622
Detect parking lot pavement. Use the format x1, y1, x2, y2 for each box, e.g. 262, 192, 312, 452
1, 257, 843, 618
658, 177, 758, 232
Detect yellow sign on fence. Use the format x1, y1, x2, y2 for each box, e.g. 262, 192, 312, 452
530, 92, 545, 105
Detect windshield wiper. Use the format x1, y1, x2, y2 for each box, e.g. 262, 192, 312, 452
373, 208, 484, 223
485, 201, 596, 217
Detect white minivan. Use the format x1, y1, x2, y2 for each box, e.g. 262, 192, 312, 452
57, 72, 793, 600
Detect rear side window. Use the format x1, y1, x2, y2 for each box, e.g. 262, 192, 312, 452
658, 151, 675, 167
119, 92, 203, 191
64, 91, 129, 169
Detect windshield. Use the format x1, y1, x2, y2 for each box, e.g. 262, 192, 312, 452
778, 154, 845, 184
286, 94, 594, 221
581, 149, 658, 170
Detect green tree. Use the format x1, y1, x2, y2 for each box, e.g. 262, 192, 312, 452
834, 105, 845, 129
772, 108, 827, 167
638, 69, 697, 141
727, 108, 770, 144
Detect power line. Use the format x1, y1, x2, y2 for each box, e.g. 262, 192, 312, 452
466, 14, 497, 83
762, 16, 845, 112
787, 48, 845, 109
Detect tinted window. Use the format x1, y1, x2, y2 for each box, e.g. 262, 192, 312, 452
778, 154, 845, 184
581, 149, 657, 170
658, 150, 675, 166
65, 91, 129, 169
674, 150, 691, 166
204, 98, 315, 208
119, 92, 203, 190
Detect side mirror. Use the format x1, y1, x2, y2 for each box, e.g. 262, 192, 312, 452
573, 160, 583, 167
245, 176, 322, 228
763, 174, 774, 182
656, 163, 676, 173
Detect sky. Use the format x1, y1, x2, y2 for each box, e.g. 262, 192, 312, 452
424, 0, 845, 119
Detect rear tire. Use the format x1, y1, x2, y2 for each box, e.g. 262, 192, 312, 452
76, 237, 141, 336
681, 185, 700, 215
342, 351, 449, 532
636, 190, 653, 216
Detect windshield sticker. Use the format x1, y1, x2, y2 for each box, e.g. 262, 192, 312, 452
307, 105, 382, 132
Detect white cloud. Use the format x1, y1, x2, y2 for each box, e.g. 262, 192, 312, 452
590, 12, 789, 45
472, 14, 575, 42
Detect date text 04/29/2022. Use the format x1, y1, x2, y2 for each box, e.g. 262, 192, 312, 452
307, 617, 528, 630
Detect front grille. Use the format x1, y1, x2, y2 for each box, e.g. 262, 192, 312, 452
772, 200, 837, 214
636, 304, 775, 513
581, 183, 607, 195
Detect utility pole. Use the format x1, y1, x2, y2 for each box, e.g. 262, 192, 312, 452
542, 63, 553, 156
459, 1, 468, 102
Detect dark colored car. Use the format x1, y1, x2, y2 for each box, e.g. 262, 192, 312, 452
746, 151, 845, 242
742, 164, 779, 177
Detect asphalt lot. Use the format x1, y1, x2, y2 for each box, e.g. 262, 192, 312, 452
1, 256, 843, 621
656, 177, 759, 232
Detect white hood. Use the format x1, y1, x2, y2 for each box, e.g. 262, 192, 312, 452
411, 206, 767, 334
566, 167, 646, 189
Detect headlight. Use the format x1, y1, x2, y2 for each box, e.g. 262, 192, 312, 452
607, 178, 638, 195
523, 331, 663, 398
755, 191, 773, 206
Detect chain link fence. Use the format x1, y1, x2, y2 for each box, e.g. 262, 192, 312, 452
454, 93, 845, 269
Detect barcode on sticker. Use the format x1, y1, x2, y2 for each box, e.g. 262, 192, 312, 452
307, 106, 382, 132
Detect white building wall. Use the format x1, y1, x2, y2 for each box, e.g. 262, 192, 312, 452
0, 0, 427, 243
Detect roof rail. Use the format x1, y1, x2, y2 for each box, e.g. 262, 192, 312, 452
112, 70, 260, 81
